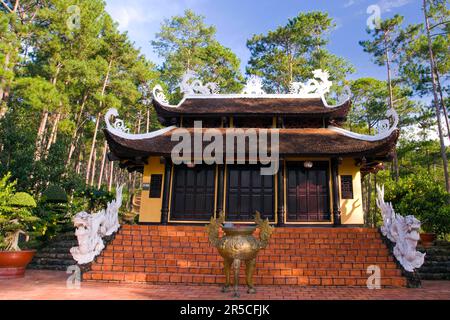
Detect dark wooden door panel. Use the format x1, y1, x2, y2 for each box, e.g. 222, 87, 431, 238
170, 164, 215, 221
286, 162, 331, 222
226, 165, 275, 221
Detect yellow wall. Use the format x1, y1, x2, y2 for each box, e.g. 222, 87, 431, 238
338, 158, 364, 224
138, 156, 364, 225
139, 156, 165, 223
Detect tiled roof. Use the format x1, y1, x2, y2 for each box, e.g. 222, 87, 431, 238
105, 127, 399, 161
153, 97, 351, 119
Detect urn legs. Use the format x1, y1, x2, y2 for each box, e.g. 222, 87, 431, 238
245, 258, 256, 294
221, 257, 257, 297
232, 259, 241, 297
222, 258, 233, 293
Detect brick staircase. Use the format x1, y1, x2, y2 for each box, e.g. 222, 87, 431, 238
83, 225, 407, 287
29, 232, 77, 271
418, 241, 450, 280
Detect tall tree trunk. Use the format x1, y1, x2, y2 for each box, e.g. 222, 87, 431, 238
0, 52, 10, 112
97, 141, 108, 189
34, 110, 49, 161
384, 37, 400, 181
45, 112, 61, 154
424, 0, 450, 194
75, 149, 82, 175
108, 161, 114, 192
90, 147, 97, 186
435, 69, 450, 142
85, 112, 101, 184
34, 66, 61, 161
85, 59, 112, 184
66, 93, 88, 168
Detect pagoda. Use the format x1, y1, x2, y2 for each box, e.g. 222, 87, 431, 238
104, 70, 399, 226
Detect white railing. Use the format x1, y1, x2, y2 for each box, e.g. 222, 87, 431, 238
376, 185, 425, 272
70, 185, 123, 264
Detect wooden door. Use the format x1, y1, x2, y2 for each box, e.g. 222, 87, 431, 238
226, 165, 275, 221
170, 164, 216, 221
286, 162, 331, 222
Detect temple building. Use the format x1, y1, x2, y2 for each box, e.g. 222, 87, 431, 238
104, 70, 399, 227
83, 70, 411, 287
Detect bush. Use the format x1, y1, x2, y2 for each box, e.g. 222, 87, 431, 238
34, 186, 70, 243
9, 192, 37, 208
75, 186, 114, 212
384, 171, 450, 238
42, 185, 68, 203
0, 173, 39, 251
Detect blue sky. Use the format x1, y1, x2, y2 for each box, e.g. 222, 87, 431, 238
105, 0, 422, 81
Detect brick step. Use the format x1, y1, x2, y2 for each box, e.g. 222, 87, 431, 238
100, 247, 392, 258
115, 232, 382, 239
34, 252, 74, 259
418, 272, 450, 280
29, 258, 76, 267
111, 238, 387, 246
121, 225, 380, 231
95, 255, 394, 265
83, 271, 407, 287
118, 228, 380, 236
89, 263, 403, 277
96, 253, 397, 268
92, 260, 399, 271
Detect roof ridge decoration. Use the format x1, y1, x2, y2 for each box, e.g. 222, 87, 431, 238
180, 69, 220, 95
104, 108, 176, 140
289, 69, 331, 97
242, 75, 266, 95
329, 107, 399, 141
152, 69, 351, 109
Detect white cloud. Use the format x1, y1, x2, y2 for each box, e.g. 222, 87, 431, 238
376, 0, 412, 13
344, 0, 356, 8
105, 0, 206, 62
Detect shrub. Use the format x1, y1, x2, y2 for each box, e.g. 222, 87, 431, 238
75, 186, 114, 212
34, 186, 70, 243
9, 192, 37, 208
0, 173, 39, 251
42, 185, 68, 203
384, 171, 450, 238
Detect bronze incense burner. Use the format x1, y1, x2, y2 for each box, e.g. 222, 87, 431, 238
206, 211, 274, 297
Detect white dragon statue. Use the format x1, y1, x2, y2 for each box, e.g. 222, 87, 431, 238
289, 69, 333, 97
70, 185, 123, 264
179, 69, 219, 95
376, 185, 425, 272
241, 75, 266, 95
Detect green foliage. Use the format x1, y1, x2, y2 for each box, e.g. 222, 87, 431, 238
359, 15, 405, 67
0, 173, 39, 250
383, 171, 450, 237
347, 77, 419, 134
152, 9, 244, 94
9, 192, 37, 208
75, 186, 114, 212
42, 185, 68, 203
246, 11, 354, 93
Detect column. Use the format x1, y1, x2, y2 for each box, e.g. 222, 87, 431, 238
277, 160, 285, 227
215, 164, 225, 217
331, 158, 342, 226
160, 158, 172, 225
